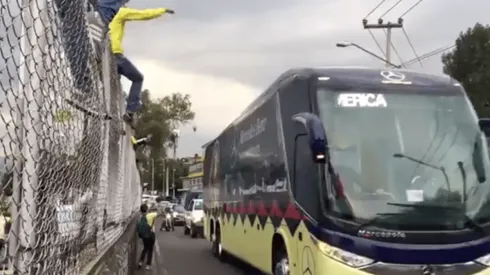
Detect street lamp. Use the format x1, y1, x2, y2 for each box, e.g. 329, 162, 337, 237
336, 41, 401, 69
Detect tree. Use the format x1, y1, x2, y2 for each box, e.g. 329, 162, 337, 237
133, 90, 195, 191
442, 23, 490, 117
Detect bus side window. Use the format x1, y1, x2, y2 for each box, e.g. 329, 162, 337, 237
293, 129, 319, 218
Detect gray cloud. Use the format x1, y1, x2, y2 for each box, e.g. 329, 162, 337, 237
120, 0, 490, 156
3, 0, 490, 158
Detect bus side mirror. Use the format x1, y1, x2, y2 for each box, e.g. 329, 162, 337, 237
479, 118, 490, 137
292, 112, 327, 163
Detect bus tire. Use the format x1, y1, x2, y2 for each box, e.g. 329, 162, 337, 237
190, 225, 197, 238
212, 225, 226, 262
272, 242, 290, 275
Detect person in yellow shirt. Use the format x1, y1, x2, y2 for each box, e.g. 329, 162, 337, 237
0, 213, 10, 253
131, 134, 152, 150
137, 203, 158, 270
109, 5, 175, 124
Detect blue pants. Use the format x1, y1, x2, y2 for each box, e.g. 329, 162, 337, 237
115, 54, 143, 113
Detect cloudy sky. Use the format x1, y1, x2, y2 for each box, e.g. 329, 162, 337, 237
119, 0, 490, 157
1, 0, 489, 159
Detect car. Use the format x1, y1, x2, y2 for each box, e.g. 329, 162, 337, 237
171, 205, 186, 226
184, 199, 203, 238
180, 190, 202, 210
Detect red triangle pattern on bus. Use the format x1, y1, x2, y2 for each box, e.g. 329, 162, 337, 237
222, 200, 305, 221
283, 202, 302, 220
238, 202, 247, 214
269, 200, 283, 217
256, 201, 268, 216
248, 201, 256, 214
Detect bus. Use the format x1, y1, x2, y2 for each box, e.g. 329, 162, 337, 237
202, 67, 490, 275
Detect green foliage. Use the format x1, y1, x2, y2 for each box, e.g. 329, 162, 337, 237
442, 23, 490, 117
133, 90, 195, 191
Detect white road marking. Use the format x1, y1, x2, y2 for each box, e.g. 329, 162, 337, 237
154, 232, 169, 275
155, 239, 162, 259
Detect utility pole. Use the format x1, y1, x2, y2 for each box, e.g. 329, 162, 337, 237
169, 129, 180, 198
161, 158, 166, 195
172, 169, 176, 198
165, 165, 169, 196
363, 18, 403, 68
151, 158, 154, 192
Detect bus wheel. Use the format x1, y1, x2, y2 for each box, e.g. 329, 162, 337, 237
273, 248, 290, 275
212, 228, 226, 262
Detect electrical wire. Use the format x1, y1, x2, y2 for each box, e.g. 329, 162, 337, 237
404, 47, 454, 67
368, 29, 386, 56
402, 27, 423, 67
400, 0, 424, 18
402, 44, 455, 67
383, 29, 405, 67
365, 0, 388, 19
379, 0, 404, 19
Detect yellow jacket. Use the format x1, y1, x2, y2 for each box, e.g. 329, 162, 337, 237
109, 7, 168, 54
0, 215, 10, 240
145, 212, 158, 232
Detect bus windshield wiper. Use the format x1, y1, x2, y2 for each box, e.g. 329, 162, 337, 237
357, 213, 403, 229
386, 202, 486, 234
393, 153, 451, 191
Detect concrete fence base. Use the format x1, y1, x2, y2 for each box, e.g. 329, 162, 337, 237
81, 215, 138, 275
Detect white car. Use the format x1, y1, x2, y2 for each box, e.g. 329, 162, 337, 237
184, 199, 203, 238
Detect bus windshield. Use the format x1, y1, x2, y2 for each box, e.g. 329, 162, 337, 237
317, 87, 490, 231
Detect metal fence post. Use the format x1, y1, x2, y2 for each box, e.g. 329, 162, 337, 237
96, 39, 112, 254
16, 0, 49, 273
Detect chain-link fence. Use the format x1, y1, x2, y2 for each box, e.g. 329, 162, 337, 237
0, 0, 142, 274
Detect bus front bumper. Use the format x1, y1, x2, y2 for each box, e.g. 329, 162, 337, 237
313, 253, 490, 275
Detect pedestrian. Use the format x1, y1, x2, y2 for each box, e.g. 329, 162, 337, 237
0, 212, 10, 255
107, 4, 175, 124
137, 203, 157, 270
131, 134, 152, 150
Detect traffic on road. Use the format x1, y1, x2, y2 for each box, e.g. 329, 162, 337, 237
146, 220, 259, 275
140, 68, 490, 275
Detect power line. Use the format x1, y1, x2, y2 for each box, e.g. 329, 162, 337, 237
379, 0, 404, 19
402, 27, 423, 67
400, 0, 424, 18
368, 29, 386, 56
364, 0, 388, 19
402, 44, 455, 67
383, 29, 405, 67
406, 45, 454, 65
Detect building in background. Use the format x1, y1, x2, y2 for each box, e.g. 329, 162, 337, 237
180, 155, 204, 191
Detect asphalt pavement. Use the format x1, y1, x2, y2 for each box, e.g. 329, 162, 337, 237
135, 220, 262, 275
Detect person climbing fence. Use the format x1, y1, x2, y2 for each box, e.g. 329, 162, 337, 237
107, 4, 175, 124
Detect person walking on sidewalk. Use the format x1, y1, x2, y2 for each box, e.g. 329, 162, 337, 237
137, 203, 158, 270
108, 4, 175, 124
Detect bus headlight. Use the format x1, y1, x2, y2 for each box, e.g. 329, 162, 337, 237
312, 235, 374, 268
476, 254, 490, 266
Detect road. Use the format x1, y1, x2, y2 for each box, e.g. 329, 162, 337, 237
136, 221, 262, 275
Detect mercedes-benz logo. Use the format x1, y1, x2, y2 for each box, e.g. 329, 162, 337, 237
422, 265, 435, 275
380, 71, 405, 81
301, 247, 314, 275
